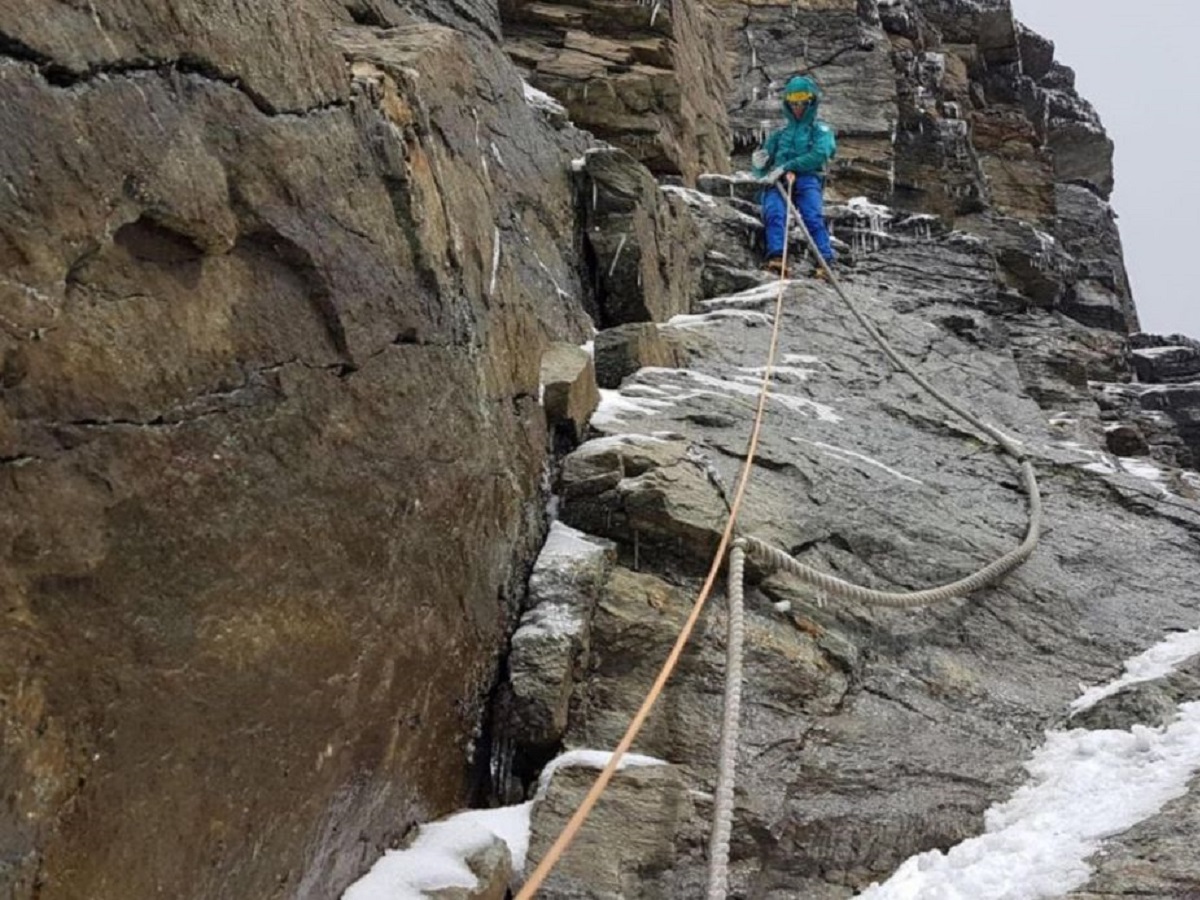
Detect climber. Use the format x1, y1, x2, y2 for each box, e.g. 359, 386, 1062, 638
751, 74, 837, 276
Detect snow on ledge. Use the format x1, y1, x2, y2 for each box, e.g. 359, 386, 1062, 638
856, 627, 1200, 900
522, 80, 566, 117
533, 748, 667, 801
343, 803, 534, 900
1072, 627, 1200, 714
341, 751, 665, 900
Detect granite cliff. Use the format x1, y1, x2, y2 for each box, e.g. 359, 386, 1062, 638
1, 1, 1198, 899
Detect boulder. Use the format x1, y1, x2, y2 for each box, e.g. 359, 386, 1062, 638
525, 760, 689, 897
542, 343, 601, 445
594, 324, 687, 389
558, 435, 729, 570
1129, 341, 1200, 384
507, 523, 615, 753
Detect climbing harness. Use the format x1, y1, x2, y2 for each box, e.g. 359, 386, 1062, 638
518, 175, 1043, 899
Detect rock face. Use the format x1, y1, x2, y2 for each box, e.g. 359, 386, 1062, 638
0, 5, 597, 898
6, 0, 1200, 899
491, 2, 1200, 897
500, 0, 732, 182
577, 148, 703, 328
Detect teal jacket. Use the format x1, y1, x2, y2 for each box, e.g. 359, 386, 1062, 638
753, 75, 837, 178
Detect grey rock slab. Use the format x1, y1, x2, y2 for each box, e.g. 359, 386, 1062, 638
508, 522, 616, 751
552, 217, 1200, 892
1131, 346, 1200, 385
1068, 774, 1200, 899
525, 760, 692, 899
558, 434, 730, 571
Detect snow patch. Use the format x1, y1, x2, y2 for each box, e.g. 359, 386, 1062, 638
342, 804, 534, 900
523, 81, 567, 117
1072, 627, 1200, 714
592, 389, 675, 427
857, 627, 1200, 900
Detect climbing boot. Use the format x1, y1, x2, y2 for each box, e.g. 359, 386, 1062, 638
763, 256, 785, 276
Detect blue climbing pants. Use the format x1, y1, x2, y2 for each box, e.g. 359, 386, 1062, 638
762, 174, 834, 263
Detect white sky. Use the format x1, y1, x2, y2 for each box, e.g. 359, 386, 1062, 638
1011, 0, 1200, 339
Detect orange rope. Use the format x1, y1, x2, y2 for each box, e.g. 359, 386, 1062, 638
515, 174, 797, 898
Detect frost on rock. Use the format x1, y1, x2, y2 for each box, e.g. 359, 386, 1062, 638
793, 437, 923, 485
523, 80, 567, 117
666, 310, 773, 329
610, 366, 842, 423
535, 520, 610, 568
660, 184, 717, 208
827, 196, 933, 255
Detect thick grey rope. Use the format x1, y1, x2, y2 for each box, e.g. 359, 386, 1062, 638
706, 539, 747, 898
750, 183, 1044, 608
745, 459, 1040, 608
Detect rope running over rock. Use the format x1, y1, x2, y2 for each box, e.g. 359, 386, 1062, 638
700, 187, 1046, 897
521, 178, 1044, 898
705, 538, 747, 899
512, 175, 801, 900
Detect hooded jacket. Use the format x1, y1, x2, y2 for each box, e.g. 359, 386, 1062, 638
753, 75, 837, 178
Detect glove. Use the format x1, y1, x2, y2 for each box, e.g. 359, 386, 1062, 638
763, 166, 785, 184
751, 148, 769, 170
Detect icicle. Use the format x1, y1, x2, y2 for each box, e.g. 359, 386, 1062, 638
608, 233, 628, 277
650, 0, 661, 27
489, 227, 501, 297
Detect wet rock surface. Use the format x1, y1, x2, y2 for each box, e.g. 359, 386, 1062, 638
6, 0, 1200, 897
0, 5, 596, 898
511, 169, 1200, 896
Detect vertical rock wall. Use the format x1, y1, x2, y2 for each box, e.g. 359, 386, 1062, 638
0, 3, 594, 897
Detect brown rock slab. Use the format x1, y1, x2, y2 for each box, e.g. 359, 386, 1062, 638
501, 0, 731, 181
594, 323, 685, 389
542, 343, 601, 444
0, 12, 592, 900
